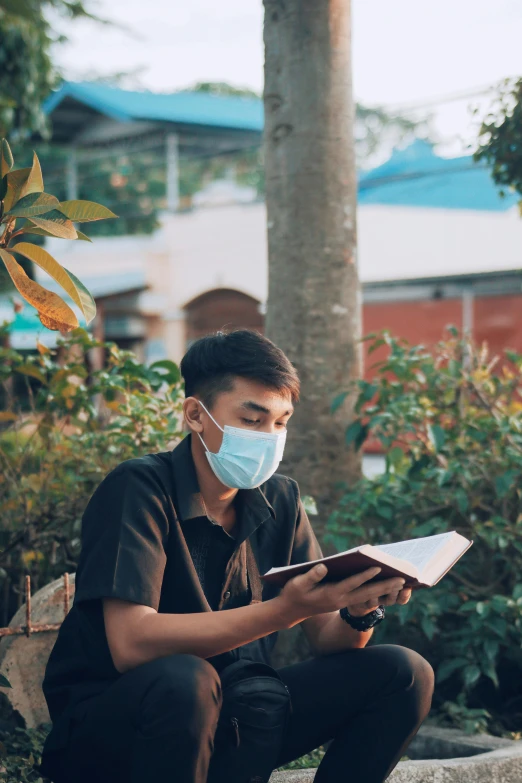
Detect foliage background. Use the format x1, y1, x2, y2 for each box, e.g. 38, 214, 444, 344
328, 329, 522, 736
0, 325, 183, 623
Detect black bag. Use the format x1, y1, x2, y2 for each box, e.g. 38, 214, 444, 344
208, 658, 293, 783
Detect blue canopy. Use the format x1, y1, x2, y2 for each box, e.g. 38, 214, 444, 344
358, 139, 518, 212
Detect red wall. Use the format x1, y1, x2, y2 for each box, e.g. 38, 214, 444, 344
363, 298, 463, 378
361, 294, 522, 453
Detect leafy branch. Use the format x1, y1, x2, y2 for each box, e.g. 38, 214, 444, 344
0, 138, 116, 331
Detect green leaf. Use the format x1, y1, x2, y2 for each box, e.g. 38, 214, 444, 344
427, 423, 446, 453
58, 200, 117, 223
494, 470, 519, 498
436, 657, 468, 683
4, 192, 60, 218
75, 230, 93, 242
2, 167, 31, 212
0, 138, 13, 178
345, 420, 362, 447
462, 664, 481, 688
16, 364, 47, 384
331, 391, 348, 414
28, 212, 78, 240
0, 248, 78, 332
359, 381, 378, 402
420, 615, 437, 640
2, 154, 44, 212
149, 359, 180, 385
12, 243, 96, 324
387, 446, 404, 470
368, 337, 386, 355
0, 0, 36, 20
0, 673, 12, 689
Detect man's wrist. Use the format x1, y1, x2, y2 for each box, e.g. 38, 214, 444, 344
339, 605, 385, 631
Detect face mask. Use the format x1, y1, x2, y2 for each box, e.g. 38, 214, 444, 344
196, 400, 287, 489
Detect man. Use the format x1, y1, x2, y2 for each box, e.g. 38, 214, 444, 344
40, 329, 434, 783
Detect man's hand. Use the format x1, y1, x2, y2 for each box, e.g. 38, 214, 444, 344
346, 585, 412, 617
275, 563, 408, 627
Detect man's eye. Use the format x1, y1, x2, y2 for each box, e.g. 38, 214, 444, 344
242, 418, 259, 425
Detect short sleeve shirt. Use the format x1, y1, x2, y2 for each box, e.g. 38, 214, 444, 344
42, 433, 323, 751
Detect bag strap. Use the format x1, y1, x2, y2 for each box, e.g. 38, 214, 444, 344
245, 538, 263, 604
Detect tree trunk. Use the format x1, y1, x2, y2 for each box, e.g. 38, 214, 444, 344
263, 0, 362, 540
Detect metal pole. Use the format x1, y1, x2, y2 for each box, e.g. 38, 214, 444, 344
166, 133, 180, 212
462, 288, 474, 338
66, 146, 78, 201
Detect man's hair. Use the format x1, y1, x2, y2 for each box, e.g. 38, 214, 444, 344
180, 330, 300, 409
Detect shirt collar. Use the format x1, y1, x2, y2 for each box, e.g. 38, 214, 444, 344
170, 434, 276, 534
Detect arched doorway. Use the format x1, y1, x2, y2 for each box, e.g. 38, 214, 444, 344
184, 289, 264, 346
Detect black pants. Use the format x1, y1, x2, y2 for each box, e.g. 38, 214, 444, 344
44, 644, 434, 783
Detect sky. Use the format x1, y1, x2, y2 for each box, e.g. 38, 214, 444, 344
53, 0, 522, 155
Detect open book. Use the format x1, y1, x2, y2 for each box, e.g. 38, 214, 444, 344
261, 531, 472, 589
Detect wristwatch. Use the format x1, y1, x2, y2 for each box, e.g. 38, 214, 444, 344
339, 605, 385, 631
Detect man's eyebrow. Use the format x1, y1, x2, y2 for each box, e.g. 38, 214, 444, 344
240, 401, 294, 416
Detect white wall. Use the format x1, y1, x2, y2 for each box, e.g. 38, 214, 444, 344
37, 200, 522, 361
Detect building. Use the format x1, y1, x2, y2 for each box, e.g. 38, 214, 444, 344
4, 84, 522, 372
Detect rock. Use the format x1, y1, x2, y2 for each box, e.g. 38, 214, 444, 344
0, 574, 75, 728
269, 739, 522, 783
408, 725, 514, 760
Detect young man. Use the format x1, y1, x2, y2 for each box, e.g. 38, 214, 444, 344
40, 330, 434, 783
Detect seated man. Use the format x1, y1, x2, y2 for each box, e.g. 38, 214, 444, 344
40, 329, 434, 783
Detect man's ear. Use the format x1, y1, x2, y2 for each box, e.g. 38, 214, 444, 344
183, 396, 204, 433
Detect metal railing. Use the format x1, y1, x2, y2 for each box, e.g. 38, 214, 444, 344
0, 574, 70, 638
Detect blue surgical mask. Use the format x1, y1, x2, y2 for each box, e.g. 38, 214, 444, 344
196, 401, 287, 489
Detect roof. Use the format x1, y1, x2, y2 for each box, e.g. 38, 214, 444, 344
358, 139, 519, 212
44, 81, 264, 133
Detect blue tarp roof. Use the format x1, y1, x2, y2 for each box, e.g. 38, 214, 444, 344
44, 84, 516, 211
44, 81, 264, 132
358, 139, 518, 212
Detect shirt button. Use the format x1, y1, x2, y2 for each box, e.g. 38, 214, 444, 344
224, 591, 231, 600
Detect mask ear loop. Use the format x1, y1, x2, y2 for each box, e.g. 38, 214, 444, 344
196, 399, 224, 452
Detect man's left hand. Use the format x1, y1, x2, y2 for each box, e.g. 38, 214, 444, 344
346, 586, 412, 618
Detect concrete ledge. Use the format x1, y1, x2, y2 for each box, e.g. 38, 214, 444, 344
270, 740, 522, 783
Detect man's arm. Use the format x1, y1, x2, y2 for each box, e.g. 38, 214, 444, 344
301, 612, 374, 654
103, 597, 291, 673
104, 566, 407, 672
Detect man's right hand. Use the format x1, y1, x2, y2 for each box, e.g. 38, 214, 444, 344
275, 564, 406, 627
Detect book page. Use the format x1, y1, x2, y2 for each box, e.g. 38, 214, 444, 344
373, 532, 454, 573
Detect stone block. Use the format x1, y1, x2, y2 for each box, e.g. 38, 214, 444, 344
0, 574, 75, 728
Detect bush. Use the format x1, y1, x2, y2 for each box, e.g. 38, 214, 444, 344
327, 329, 522, 735
0, 324, 183, 622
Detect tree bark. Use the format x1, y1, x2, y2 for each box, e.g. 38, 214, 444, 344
263, 0, 362, 539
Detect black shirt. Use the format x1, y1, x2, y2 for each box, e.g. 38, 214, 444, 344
42, 434, 323, 752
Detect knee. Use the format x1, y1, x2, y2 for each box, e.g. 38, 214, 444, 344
138, 654, 222, 734
376, 645, 434, 716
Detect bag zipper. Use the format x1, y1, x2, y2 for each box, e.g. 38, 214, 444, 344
230, 716, 240, 747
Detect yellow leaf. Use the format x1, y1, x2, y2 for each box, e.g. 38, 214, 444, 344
58, 200, 117, 223
0, 248, 78, 332
29, 212, 78, 240
0, 411, 17, 422
1, 153, 43, 212
26, 152, 44, 194
13, 243, 96, 324
1, 138, 13, 178
36, 340, 50, 355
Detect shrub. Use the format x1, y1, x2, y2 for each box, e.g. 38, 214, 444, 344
0, 324, 183, 622
327, 329, 522, 735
